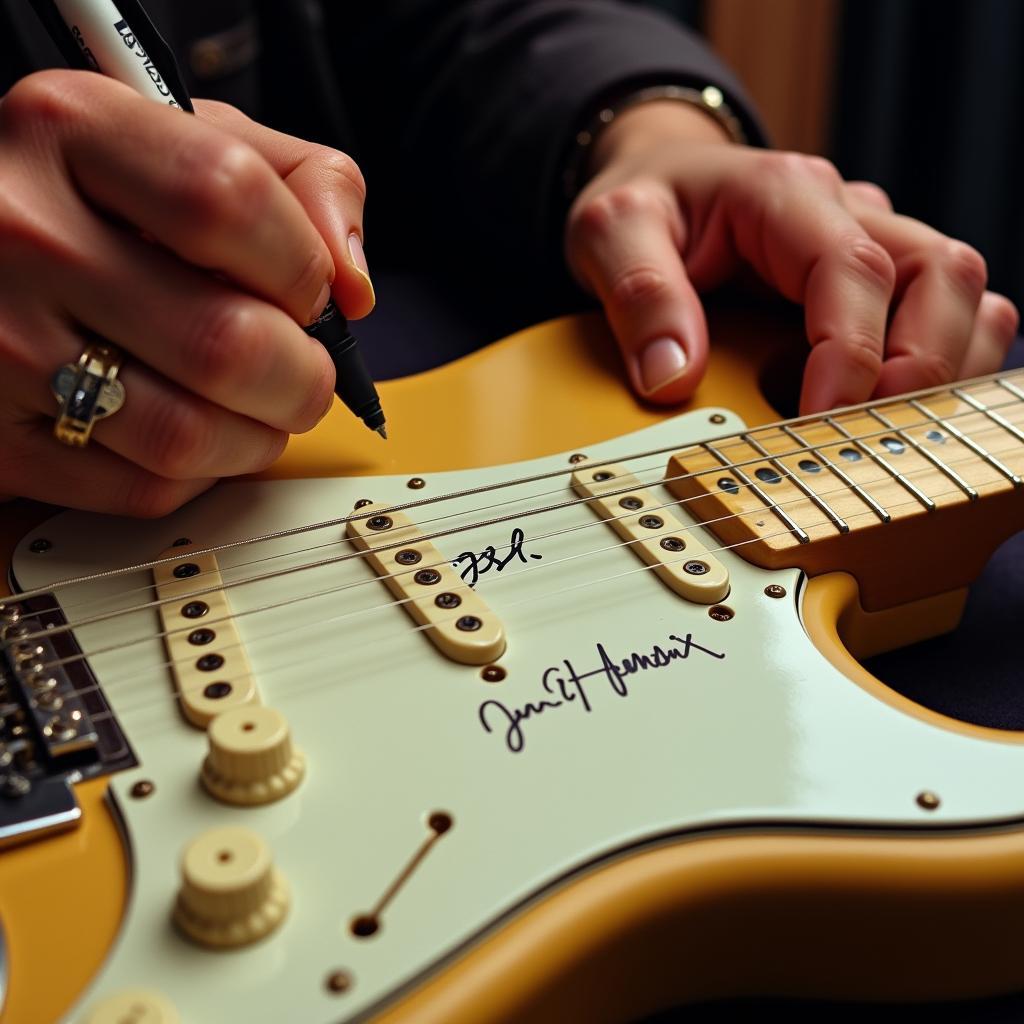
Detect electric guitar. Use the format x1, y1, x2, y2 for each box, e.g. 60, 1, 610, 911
1, 310, 1023, 1024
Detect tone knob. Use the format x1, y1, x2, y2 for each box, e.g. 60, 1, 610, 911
173, 826, 289, 948
201, 705, 305, 806
83, 989, 179, 1024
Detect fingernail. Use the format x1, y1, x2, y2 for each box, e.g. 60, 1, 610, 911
638, 337, 687, 394
308, 280, 332, 325
348, 232, 375, 303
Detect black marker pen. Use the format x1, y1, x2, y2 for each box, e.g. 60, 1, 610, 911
32, 0, 388, 439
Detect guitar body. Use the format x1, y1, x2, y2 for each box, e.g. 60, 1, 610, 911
1, 312, 1023, 1024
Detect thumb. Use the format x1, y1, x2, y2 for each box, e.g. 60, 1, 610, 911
567, 185, 708, 404
196, 100, 374, 319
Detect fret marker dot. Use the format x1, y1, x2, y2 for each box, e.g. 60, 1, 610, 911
880, 437, 905, 455
754, 467, 782, 484
798, 459, 821, 473
839, 448, 862, 462
718, 477, 740, 495
926, 429, 945, 443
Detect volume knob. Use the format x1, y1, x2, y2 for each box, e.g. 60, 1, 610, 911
201, 705, 305, 805
174, 826, 289, 948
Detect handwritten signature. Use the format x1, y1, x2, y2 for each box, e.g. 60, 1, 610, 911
453, 527, 542, 586
478, 632, 725, 753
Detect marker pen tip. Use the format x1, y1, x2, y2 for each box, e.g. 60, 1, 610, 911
376, 425, 388, 440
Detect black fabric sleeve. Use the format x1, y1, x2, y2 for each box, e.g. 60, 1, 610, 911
331, 0, 766, 291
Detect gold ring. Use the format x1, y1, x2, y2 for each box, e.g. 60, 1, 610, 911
51, 341, 126, 447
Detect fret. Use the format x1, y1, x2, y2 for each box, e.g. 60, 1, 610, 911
952, 387, 1024, 447
996, 376, 1024, 404
742, 432, 849, 533
780, 424, 891, 523
824, 415, 936, 511
702, 442, 810, 543
866, 407, 978, 501
909, 398, 1022, 487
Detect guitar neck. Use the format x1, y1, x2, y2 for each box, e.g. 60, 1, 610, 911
666, 369, 1024, 609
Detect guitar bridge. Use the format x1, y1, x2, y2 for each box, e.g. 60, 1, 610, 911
0, 598, 136, 847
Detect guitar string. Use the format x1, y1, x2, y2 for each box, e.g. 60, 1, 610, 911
79, 476, 1000, 730
7, 387, 1022, 646
6, 367, 1022, 605
22, 432, 1021, 704
10, 413, 1020, 661
38, 382, 1011, 620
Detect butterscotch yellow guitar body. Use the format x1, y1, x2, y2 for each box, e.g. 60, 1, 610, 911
1, 312, 1023, 1024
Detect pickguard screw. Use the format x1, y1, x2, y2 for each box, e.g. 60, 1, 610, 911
367, 515, 393, 531
325, 970, 353, 994
684, 560, 709, 576
172, 537, 191, 547
130, 780, 155, 799
916, 791, 941, 811
350, 915, 379, 938
481, 665, 506, 682
435, 592, 461, 609
428, 810, 454, 834
407, 477, 426, 490
29, 538, 51, 554
709, 413, 726, 425
395, 549, 421, 566
173, 563, 201, 579
764, 584, 787, 599
414, 568, 441, 586
456, 615, 482, 632
569, 453, 588, 464
639, 514, 664, 529
660, 537, 686, 552
619, 496, 644, 511
708, 605, 734, 621
354, 499, 373, 509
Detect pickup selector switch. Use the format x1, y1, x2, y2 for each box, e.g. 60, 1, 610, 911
201, 706, 305, 806
174, 826, 289, 948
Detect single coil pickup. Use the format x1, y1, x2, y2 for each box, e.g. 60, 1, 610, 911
154, 544, 260, 729
571, 462, 729, 604
347, 505, 506, 666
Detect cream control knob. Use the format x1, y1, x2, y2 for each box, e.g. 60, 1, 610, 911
83, 989, 179, 1024
201, 705, 305, 806
173, 826, 289, 948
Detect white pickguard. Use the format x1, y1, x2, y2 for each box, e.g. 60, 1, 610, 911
13, 408, 1024, 1024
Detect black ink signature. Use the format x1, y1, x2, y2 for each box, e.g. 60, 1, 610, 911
478, 632, 725, 753
453, 527, 542, 586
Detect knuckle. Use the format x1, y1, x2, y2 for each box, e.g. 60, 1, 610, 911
839, 330, 884, 378
0, 71, 84, 135
174, 137, 271, 235
144, 400, 214, 479
290, 247, 332, 309
981, 293, 1020, 340
936, 240, 987, 295
911, 350, 958, 389
316, 149, 367, 204
187, 302, 268, 393
839, 238, 896, 293
608, 265, 672, 308
572, 183, 668, 238
846, 180, 892, 210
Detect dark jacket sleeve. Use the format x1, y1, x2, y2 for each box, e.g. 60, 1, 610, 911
333, 1, 765, 289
